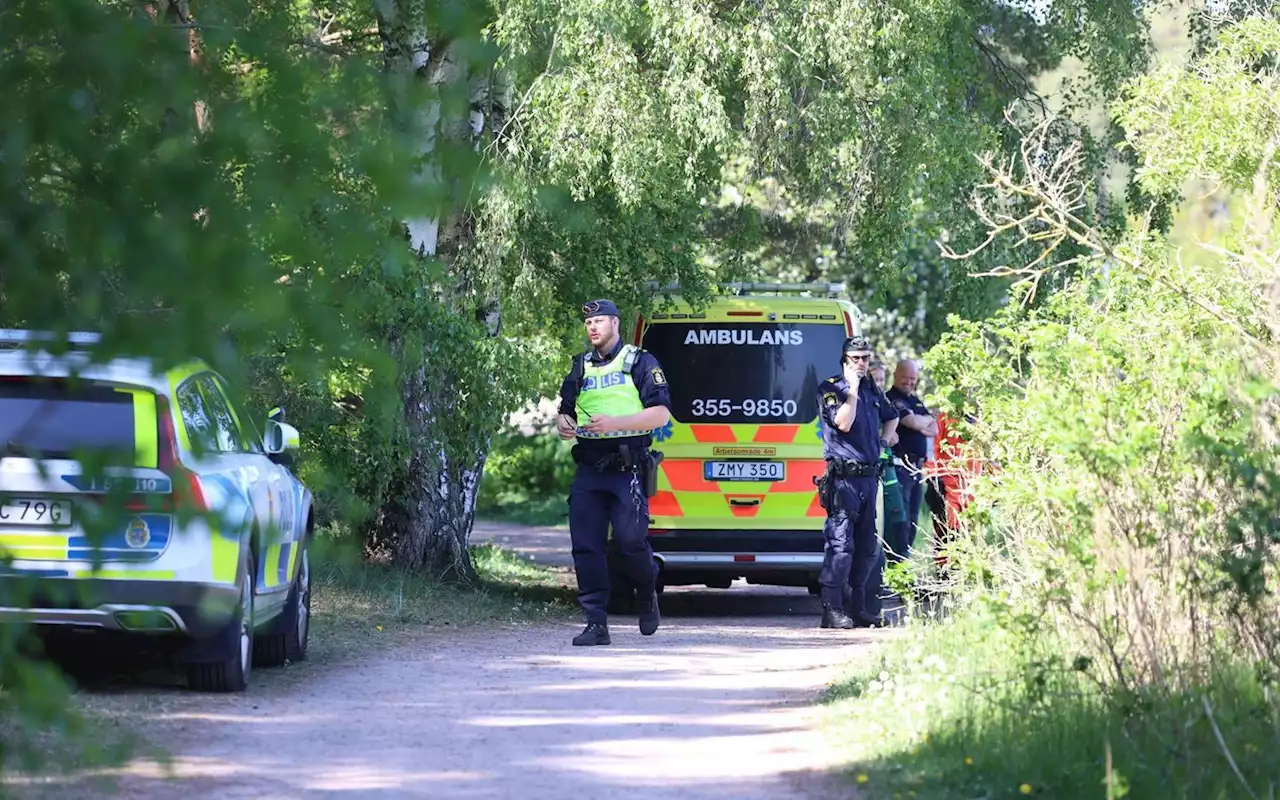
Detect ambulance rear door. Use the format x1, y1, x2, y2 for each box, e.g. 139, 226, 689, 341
638, 295, 855, 537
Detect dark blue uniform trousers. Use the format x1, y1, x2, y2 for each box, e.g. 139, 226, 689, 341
819, 475, 881, 613
568, 465, 657, 623
894, 462, 925, 557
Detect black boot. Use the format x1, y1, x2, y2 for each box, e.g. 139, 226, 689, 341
820, 604, 854, 629
853, 611, 887, 629
572, 622, 611, 646
637, 587, 660, 636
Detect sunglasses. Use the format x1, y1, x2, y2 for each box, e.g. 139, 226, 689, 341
845, 353, 871, 362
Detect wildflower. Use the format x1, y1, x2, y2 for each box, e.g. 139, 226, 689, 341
1020, 783, 1033, 795
376, 624, 383, 631
965, 757, 973, 765
857, 774, 869, 784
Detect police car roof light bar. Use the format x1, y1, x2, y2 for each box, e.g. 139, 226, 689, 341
645, 281, 847, 297
0, 329, 103, 351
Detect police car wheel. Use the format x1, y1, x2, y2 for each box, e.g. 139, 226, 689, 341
186, 553, 254, 693
255, 545, 311, 667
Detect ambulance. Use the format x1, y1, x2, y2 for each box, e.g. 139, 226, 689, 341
625, 282, 872, 597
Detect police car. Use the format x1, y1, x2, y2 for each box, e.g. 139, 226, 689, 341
0, 330, 313, 692
618, 282, 882, 601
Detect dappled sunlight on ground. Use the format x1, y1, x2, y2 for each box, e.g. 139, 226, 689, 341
11, 594, 881, 800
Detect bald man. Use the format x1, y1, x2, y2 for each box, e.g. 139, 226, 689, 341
885, 359, 938, 559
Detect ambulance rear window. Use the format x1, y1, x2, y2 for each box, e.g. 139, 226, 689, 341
641, 322, 848, 425
0, 377, 138, 459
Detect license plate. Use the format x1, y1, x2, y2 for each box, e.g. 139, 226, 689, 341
704, 461, 785, 481
0, 498, 73, 527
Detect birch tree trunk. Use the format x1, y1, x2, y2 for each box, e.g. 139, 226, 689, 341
373, 0, 511, 582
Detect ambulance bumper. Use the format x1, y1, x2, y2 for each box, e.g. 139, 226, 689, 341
654, 552, 824, 569
647, 528, 826, 574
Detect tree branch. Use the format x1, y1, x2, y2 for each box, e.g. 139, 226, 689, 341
940, 110, 1271, 346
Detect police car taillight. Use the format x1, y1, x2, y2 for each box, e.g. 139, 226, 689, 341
155, 395, 209, 513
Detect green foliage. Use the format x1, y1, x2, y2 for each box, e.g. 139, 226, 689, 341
476, 431, 575, 526
0, 0, 419, 780
851, 12, 1280, 797
1117, 16, 1280, 198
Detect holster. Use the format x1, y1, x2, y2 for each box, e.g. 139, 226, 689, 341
644, 450, 665, 498
813, 464, 839, 513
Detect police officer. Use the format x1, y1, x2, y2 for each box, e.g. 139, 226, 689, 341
555, 299, 672, 646
886, 359, 938, 559
816, 336, 899, 629
846, 361, 908, 620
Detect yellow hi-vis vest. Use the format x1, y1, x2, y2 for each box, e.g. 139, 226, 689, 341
574, 344, 652, 439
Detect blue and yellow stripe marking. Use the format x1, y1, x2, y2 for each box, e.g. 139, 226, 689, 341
0, 514, 172, 563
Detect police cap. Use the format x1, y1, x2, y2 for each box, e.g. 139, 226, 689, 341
582, 299, 620, 319
842, 335, 872, 356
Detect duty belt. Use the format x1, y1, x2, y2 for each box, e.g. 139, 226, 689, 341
573, 443, 647, 473
826, 458, 882, 479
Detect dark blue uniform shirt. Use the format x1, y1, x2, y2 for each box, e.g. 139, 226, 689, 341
886, 387, 931, 462
557, 339, 672, 456
817, 374, 897, 464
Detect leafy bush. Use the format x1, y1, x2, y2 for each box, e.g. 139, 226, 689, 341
476, 431, 576, 525
829, 14, 1280, 798
928, 15, 1280, 702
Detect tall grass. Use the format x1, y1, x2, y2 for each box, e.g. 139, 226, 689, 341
826, 608, 1280, 799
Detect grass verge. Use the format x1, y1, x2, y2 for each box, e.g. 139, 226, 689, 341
307, 532, 576, 660
475, 500, 568, 527
823, 607, 1280, 799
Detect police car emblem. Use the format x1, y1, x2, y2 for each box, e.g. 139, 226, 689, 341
125, 517, 151, 549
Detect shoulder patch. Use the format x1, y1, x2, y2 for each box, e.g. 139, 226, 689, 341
823, 392, 838, 407
650, 366, 667, 386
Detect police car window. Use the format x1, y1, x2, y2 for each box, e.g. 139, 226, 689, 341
0, 378, 138, 460
212, 374, 264, 453
176, 379, 220, 455
193, 374, 249, 453
641, 322, 849, 425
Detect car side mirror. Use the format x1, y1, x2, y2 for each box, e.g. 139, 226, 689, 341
264, 420, 300, 455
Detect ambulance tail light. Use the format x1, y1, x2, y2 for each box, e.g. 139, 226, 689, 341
634, 315, 645, 345
843, 311, 854, 336
156, 396, 208, 513
727, 310, 764, 317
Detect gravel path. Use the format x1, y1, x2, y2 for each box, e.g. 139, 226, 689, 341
13, 524, 884, 799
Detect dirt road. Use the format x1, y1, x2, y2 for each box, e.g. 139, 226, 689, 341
15, 523, 884, 800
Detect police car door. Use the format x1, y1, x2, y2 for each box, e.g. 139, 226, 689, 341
186, 374, 293, 617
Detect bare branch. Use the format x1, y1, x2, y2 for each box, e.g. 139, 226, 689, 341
940, 108, 1271, 346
